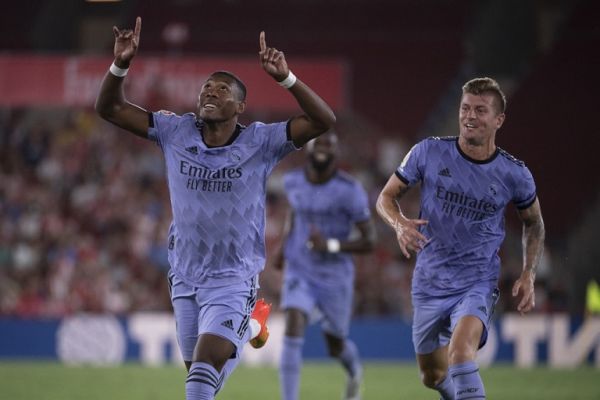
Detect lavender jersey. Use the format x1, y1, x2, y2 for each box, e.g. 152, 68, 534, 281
148, 111, 297, 288
396, 137, 536, 297
283, 169, 371, 285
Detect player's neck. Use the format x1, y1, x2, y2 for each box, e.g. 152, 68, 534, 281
200, 119, 239, 147
306, 165, 336, 184
458, 136, 496, 161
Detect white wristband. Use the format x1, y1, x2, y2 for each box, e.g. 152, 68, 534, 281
277, 71, 297, 89
109, 62, 129, 77
326, 238, 341, 253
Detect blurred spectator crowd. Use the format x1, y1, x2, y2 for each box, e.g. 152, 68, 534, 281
0, 107, 568, 320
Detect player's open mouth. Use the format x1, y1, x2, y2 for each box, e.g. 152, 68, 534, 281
465, 123, 476, 129
314, 152, 328, 161
203, 104, 217, 110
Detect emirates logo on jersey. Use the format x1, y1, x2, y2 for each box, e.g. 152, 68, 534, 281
179, 160, 243, 193
436, 185, 498, 221
179, 160, 242, 179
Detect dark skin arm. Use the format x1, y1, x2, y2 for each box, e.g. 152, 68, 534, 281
376, 174, 428, 258
95, 17, 149, 138
512, 198, 545, 314
308, 219, 376, 254
271, 208, 293, 271
272, 210, 376, 271
258, 32, 336, 147
96, 23, 336, 143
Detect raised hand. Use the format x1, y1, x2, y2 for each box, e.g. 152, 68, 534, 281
113, 17, 142, 66
258, 31, 289, 81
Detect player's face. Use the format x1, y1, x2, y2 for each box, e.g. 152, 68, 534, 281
459, 92, 505, 144
197, 76, 245, 122
307, 133, 337, 171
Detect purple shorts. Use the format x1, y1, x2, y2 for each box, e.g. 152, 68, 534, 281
412, 284, 499, 354
280, 269, 354, 338
168, 270, 258, 361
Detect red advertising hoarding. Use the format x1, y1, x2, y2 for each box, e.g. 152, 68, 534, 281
0, 55, 347, 112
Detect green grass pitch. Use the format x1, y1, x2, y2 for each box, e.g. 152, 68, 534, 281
1, 361, 598, 399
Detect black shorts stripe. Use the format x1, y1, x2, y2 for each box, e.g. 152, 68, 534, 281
237, 278, 257, 338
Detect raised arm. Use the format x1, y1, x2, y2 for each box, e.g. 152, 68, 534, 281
95, 17, 149, 138
258, 32, 336, 147
376, 174, 428, 259
512, 198, 545, 314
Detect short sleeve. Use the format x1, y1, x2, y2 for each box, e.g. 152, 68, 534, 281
513, 164, 537, 209
347, 183, 371, 223
395, 140, 426, 186
259, 120, 298, 167
148, 110, 186, 148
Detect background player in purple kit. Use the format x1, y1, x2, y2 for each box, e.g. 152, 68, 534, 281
376, 78, 545, 399
95, 17, 336, 400
271, 131, 375, 400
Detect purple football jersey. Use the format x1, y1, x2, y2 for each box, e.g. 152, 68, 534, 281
396, 137, 536, 296
148, 111, 297, 287
282, 168, 371, 285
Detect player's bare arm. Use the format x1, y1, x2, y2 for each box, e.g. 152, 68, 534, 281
307, 219, 375, 254
95, 16, 149, 138
376, 174, 428, 259
258, 31, 336, 147
512, 198, 545, 314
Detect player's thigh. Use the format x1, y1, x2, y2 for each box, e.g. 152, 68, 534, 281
194, 333, 237, 370
448, 315, 483, 363
449, 285, 499, 350
284, 307, 308, 337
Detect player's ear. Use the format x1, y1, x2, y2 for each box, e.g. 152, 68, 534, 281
496, 112, 505, 129
237, 100, 246, 115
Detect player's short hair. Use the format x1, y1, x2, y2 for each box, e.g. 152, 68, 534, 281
210, 71, 247, 101
462, 77, 506, 114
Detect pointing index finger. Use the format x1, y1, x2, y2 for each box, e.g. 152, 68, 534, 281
259, 31, 266, 52
134, 16, 142, 38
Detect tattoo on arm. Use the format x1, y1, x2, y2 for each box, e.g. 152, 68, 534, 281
521, 202, 545, 275
394, 185, 410, 202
